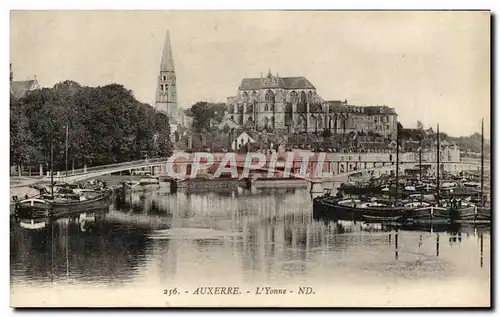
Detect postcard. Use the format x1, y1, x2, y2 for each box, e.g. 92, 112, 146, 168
10, 10, 491, 308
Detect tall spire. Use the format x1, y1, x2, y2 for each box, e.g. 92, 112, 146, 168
160, 30, 175, 72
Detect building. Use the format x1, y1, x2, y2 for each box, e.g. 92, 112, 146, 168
231, 131, 258, 151
217, 116, 240, 131
225, 70, 398, 138
155, 30, 178, 132
10, 63, 40, 100
179, 111, 194, 130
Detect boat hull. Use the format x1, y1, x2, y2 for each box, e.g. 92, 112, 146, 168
15, 190, 112, 219
15, 205, 51, 219
50, 190, 112, 216
313, 197, 409, 222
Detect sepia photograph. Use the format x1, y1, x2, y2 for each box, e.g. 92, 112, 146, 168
9, 10, 491, 308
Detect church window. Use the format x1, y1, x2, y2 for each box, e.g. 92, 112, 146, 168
308, 91, 313, 102
163, 75, 166, 81
160, 84, 164, 91
264, 104, 269, 111
290, 91, 298, 104
270, 104, 275, 112
300, 91, 307, 103
265, 90, 275, 103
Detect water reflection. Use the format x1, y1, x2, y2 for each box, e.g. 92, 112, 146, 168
11, 207, 152, 286
11, 187, 490, 290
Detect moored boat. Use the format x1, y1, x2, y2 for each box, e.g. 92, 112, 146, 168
122, 180, 143, 191
313, 195, 412, 222
14, 198, 51, 219
19, 218, 47, 230
15, 187, 112, 219
138, 176, 160, 186
47, 188, 112, 216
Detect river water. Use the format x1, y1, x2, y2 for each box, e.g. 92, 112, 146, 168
10, 186, 491, 307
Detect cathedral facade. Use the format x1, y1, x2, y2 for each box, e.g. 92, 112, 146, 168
226, 71, 398, 139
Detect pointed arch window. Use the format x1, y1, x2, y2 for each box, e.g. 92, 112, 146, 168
265, 90, 275, 103
300, 91, 307, 103
163, 75, 167, 81
264, 104, 269, 111
160, 84, 164, 91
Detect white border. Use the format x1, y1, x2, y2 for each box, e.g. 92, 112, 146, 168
2, 1, 498, 315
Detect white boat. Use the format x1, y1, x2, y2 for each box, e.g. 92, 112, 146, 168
441, 182, 457, 188
405, 201, 430, 208
463, 181, 480, 188
123, 180, 143, 191
138, 177, 160, 185
19, 218, 47, 230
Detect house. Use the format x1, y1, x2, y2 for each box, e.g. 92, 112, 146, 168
232, 131, 258, 151
218, 117, 240, 131
10, 64, 40, 100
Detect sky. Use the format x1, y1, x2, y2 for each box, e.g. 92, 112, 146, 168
10, 10, 490, 137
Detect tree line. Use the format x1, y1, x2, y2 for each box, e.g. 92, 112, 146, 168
10, 81, 173, 173
398, 121, 490, 155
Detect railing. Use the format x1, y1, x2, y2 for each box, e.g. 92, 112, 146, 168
57, 157, 172, 177
42, 155, 488, 180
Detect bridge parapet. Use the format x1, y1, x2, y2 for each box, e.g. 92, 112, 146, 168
38, 151, 487, 184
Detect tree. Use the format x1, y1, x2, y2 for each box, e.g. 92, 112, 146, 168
11, 81, 173, 170
10, 99, 38, 169
188, 101, 228, 132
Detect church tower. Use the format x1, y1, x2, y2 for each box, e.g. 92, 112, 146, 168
155, 30, 178, 126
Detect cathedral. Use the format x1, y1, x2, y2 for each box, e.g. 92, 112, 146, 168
155, 30, 179, 132
225, 70, 398, 139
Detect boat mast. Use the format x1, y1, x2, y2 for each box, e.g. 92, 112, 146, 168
65, 124, 69, 177
50, 140, 54, 198
436, 123, 440, 201
419, 138, 422, 182
395, 123, 400, 202
419, 138, 423, 204
480, 118, 484, 206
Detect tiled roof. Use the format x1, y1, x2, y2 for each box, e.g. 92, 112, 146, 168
239, 76, 315, 90
281, 77, 315, 89
10, 80, 38, 100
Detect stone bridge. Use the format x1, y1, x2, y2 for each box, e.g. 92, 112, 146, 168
38, 152, 486, 184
